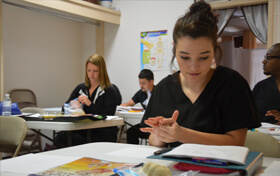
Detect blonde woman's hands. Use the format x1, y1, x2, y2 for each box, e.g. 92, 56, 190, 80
78, 95, 91, 106
70, 99, 82, 109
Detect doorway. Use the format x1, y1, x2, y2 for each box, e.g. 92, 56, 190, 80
218, 7, 267, 89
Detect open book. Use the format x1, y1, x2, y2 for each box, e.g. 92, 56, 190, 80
162, 144, 249, 165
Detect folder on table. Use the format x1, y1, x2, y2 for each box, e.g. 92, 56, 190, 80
147, 151, 263, 176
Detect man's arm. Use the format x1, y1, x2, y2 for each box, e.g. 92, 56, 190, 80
120, 99, 136, 107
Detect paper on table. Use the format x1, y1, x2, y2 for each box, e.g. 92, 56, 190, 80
266, 130, 280, 136
261, 161, 280, 176
260, 122, 280, 129
19, 113, 42, 118
117, 106, 144, 112
105, 147, 157, 159
0, 153, 80, 174
106, 116, 120, 120
117, 106, 132, 111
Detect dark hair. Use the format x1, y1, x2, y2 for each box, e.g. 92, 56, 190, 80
171, 1, 222, 67
138, 69, 154, 81
268, 43, 280, 56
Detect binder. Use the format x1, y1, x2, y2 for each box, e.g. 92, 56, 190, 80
147, 151, 263, 176
19, 114, 107, 122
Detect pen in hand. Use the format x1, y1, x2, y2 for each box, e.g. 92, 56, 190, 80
154, 148, 173, 155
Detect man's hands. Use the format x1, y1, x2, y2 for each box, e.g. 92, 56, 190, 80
266, 110, 280, 125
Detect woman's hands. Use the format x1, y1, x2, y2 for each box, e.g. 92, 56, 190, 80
140, 110, 182, 144
140, 110, 247, 147
78, 95, 92, 107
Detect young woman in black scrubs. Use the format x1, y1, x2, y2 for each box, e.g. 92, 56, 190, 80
140, 1, 261, 147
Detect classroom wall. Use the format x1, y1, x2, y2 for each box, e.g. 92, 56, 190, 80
275, 0, 280, 43
2, 3, 96, 108
105, 0, 192, 104
3, 0, 277, 108
2, 0, 192, 108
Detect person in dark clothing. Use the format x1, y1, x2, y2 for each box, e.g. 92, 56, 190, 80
121, 69, 155, 109
140, 1, 261, 148
55, 54, 118, 147
120, 69, 155, 144
111, 84, 122, 106
252, 43, 280, 125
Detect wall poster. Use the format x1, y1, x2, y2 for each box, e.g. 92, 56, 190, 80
140, 30, 168, 71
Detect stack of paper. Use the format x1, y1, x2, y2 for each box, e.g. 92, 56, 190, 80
117, 106, 144, 112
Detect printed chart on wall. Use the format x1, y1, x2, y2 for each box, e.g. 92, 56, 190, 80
140, 30, 167, 71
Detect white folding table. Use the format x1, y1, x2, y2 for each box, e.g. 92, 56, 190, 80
26, 116, 123, 146
1, 142, 280, 176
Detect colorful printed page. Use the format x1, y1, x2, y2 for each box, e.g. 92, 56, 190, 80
32, 157, 137, 176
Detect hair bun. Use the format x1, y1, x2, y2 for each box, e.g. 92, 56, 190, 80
190, 1, 211, 13
188, 1, 217, 26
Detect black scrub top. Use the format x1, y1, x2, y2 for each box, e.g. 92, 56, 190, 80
253, 76, 280, 124
141, 66, 261, 147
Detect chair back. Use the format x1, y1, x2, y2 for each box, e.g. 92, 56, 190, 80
18, 107, 44, 153
9, 89, 37, 109
0, 116, 28, 158
245, 131, 280, 158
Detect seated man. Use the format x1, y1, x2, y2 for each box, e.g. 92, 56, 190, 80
252, 43, 280, 125
121, 69, 155, 144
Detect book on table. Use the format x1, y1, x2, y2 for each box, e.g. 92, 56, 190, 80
148, 144, 263, 176
162, 144, 249, 165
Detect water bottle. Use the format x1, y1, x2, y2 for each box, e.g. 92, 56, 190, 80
2, 94, 12, 116
63, 103, 70, 115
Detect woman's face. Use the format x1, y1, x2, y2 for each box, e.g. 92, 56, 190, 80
175, 36, 214, 84
87, 62, 100, 84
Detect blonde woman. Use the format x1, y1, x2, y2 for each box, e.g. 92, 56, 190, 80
55, 54, 119, 147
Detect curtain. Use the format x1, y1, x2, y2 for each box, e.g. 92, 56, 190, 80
214, 8, 237, 36
220, 41, 266, 89
241, 4, 268, 44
